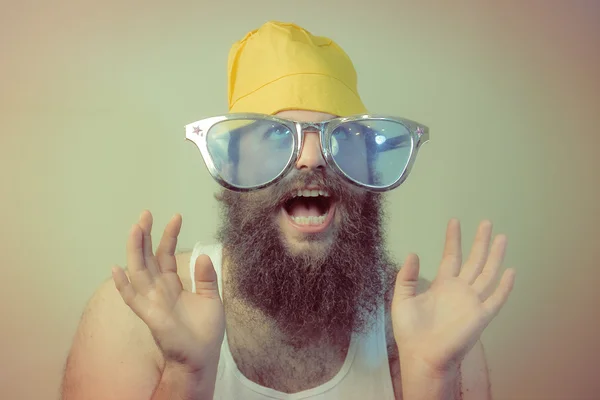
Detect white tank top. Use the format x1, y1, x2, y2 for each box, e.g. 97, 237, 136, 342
190, 242, 396, 400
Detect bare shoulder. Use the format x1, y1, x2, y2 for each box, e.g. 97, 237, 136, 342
61, 250, 194, 400
61, 274, 161, 399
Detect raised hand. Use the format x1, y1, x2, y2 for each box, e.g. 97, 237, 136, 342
111, 210, 225, 375
391, 219, 516, 375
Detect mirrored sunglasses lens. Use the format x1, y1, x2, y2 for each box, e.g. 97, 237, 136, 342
206, 118, 294, 188
330, 120, 413, 188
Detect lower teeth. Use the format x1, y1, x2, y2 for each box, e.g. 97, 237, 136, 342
291, 213, 328, 226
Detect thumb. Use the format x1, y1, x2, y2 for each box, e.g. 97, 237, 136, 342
194, 254, 220, 300
393, 253, 421, 302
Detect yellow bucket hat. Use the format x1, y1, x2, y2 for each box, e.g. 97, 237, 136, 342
227, 21, 368, 117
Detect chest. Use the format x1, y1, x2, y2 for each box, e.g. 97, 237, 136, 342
221, 334, 402, 399
229, 337, 348, 393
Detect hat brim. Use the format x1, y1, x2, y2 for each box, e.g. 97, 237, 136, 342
229, 73, 368, 117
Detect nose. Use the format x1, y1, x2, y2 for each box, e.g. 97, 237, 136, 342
296, 130, 326, 171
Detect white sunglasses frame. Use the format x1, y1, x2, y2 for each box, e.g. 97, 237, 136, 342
184, 113, 430, 192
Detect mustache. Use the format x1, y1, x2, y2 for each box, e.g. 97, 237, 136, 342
217, 169, 373, 232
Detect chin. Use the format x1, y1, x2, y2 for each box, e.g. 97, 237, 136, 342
279, 215, 337, 252
287, 235, 334, 255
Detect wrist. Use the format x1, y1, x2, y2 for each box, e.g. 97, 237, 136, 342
152, 361, 219, 400
400, 359, 462, 400
163, 360, 209, 377
399, 352, 461, 380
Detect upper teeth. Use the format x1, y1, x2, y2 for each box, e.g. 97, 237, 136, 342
293, 189, 330, 198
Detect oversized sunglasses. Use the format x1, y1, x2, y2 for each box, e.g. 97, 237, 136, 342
185, 113, 429, 192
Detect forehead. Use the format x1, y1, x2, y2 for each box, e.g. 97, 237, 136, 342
275, 110, 337, 123
234, 109, 342, 144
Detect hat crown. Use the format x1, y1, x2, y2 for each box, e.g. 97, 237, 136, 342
227, 21, 365, 116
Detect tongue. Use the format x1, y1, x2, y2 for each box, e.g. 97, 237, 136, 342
287, 198, 323, 217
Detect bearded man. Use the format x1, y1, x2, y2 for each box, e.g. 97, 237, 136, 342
61, 21, 516, 400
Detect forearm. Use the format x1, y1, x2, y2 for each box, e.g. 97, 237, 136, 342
151, 363, 217, 400
400, 362, 462, 400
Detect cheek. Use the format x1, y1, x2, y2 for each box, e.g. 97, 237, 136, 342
337, 193, 372, 219
240, 192, 283, 217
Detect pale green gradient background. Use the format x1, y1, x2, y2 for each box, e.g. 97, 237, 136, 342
1, 1, 599, 399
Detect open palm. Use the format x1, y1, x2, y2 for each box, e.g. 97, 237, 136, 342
112, 211, 225, 373
391, 219, 516, 374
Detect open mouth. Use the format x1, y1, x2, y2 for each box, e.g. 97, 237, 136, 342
281, 188, 336, 232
